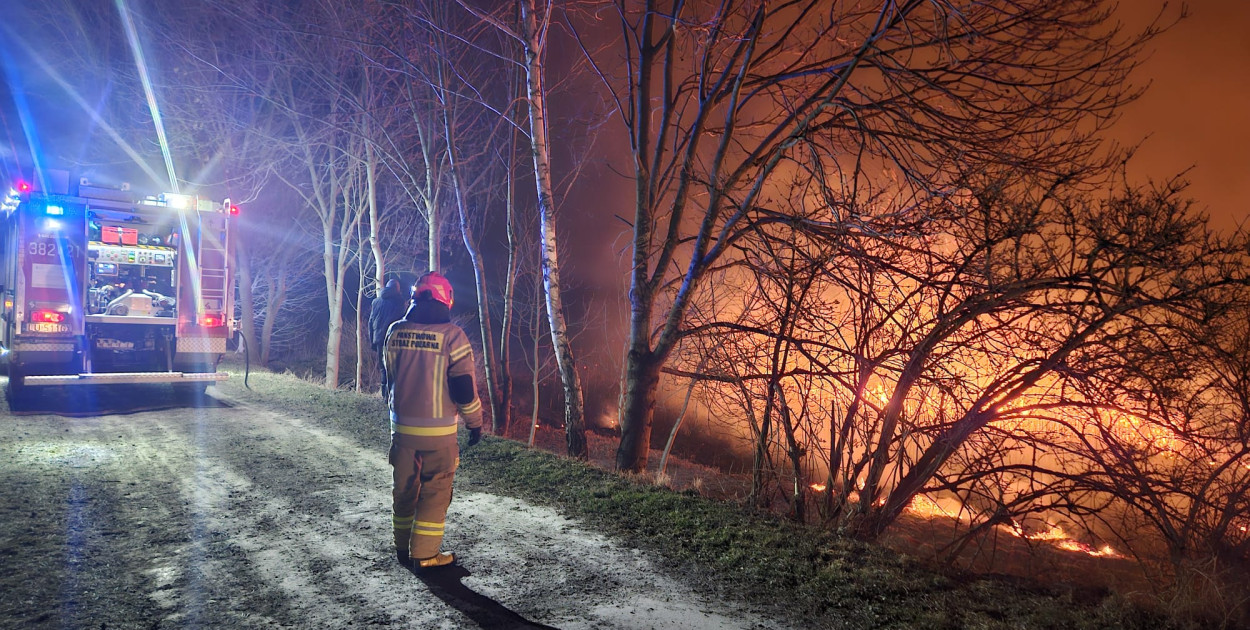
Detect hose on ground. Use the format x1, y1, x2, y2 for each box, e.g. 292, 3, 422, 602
235, 331, 251, 390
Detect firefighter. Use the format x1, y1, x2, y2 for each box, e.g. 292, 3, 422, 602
368, 279, 407, 397
384, 272, 483, 569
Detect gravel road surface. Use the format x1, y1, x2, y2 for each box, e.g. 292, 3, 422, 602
0, 382, 788, 629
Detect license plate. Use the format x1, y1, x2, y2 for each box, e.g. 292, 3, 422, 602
25, 322, 69, 334
95, 338, 134, 350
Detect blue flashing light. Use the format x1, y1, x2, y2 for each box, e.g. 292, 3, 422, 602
46, 204, 64, 215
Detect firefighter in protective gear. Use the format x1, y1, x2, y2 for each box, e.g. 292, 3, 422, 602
384, 271, 483, 569
368, 279, 407, 397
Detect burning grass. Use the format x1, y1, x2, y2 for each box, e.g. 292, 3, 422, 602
215, 361, 1190, 629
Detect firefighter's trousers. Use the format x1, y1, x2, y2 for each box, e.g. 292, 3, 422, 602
390, 441, 458, 560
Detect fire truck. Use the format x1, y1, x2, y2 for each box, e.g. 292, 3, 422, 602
0, 171, 234, 398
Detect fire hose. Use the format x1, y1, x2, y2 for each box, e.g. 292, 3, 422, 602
234, 329, 251, 389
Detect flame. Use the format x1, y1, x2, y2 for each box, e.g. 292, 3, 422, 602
905, 494, 958, 519
1007, 521, 1068, 541
1057, 540, 1119, 557
810, 483, 827, 492
1002, 520, 1119, 557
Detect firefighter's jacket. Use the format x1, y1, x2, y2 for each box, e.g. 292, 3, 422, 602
368, 281, 407, 350
384, 299, 483, 449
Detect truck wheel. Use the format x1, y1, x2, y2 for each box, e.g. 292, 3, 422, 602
6, 369, 30, 406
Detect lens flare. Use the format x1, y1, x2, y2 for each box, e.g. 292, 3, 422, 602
114, 0, 179, 192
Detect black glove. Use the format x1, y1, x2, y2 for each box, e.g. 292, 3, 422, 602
467, 427, 482, 447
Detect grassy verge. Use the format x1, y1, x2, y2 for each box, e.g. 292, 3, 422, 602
214, 363, 1169, 629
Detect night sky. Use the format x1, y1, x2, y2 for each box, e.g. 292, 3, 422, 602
1, 1, 1247, 231
1115, 0, 1250, 231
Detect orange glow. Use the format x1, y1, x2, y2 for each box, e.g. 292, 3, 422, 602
905, 494, 957, 519
810, 483, 827, 492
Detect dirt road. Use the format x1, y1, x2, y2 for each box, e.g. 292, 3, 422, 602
0, 383, 789, 629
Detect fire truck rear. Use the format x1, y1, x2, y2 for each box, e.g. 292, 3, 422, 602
0, 173, 234, 398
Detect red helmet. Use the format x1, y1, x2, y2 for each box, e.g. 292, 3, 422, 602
413, 272, 454, 308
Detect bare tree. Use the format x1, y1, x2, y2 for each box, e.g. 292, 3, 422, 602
571, 1, 1167, 474
453, 0, 588, 457
263, 2, 371, 387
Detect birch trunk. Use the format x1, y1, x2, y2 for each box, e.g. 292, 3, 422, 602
322, 172, 361, 389
323, 245, 343, 387
520, 0, 585, 458
354, 214, 367, 393
365, 139, 385, 291
321, 178, 341, 387
355, 266, 365, 393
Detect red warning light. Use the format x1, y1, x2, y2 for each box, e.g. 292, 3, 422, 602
200, 315, 225, 327
32, 309, 66, 324
229, 205, 240, 216
17, 181, 31, 193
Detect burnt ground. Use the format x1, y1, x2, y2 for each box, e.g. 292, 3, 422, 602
0, 381, 789, 629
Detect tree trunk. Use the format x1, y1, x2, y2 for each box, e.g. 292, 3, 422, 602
497, 73, 522, 436
528, 271, 542, 448
616, 345, 662, 472
365, 138, 385, 291
777, 390, 805, 522
426, 194, 439, 272
322, 211, 341, 387
355, 275, 365, 392
259, 270, 286, 366
498, 191, 517, 435
521, 0, 585, 458
436, 62, 503, 434
354, 215, 366, 393
234, 236, 260, 363
658, 356, 705, 478
450, 156, 502, 434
